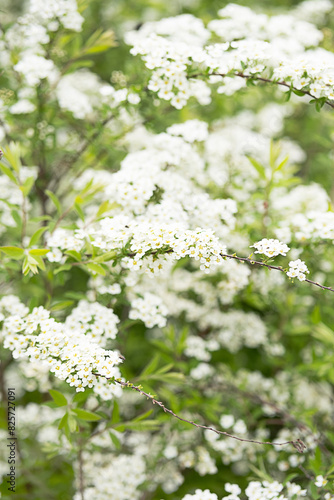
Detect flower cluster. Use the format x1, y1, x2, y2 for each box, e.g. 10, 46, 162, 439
0, 296, 123, 399
73, 453, 146, 500
126, 3, 334, 108
251, 238, 290, 258
65, 300, 120, 346
181, 481, 307, 500
129, 293, 168, 328
287, 260, 309, 282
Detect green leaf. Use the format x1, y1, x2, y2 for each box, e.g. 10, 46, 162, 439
58, 413, 68, 430
93, 251, 117, 263
4, 142, 21, 172
150, 372, 185, 384
114, 419, 161, 432
247, 156, 266, 180
72, 409, 102, 422
111, 401, 120, 424
29, 227, 48, 247
72, 389, 93, 404
80, 29, 116, 56
22, 256, 30, 275
0, 162, 18, 184
109, 431, 121, 449
49, 390, 68, 407
74, 202, 85, 221
269, 141, 281, 170
0, 246, 24, 260
29, 248, 49, 256
45, 190, 62, 215
28, 252, 45, 271
140, 354, 161, 377
274, 156, 289, 172
85, 262, 106, 276
11, 210, 22, 228
50, 300, 74, 312
20, 176, 35, 196
292, 88, 306, 97
30, 215, 52, 223
68, 413, 78, 432
132, 410, 153, 422
53, 264, 72, 274
313, 323, 334, 347
65, 250, 82, 261
96, 201, 115, 218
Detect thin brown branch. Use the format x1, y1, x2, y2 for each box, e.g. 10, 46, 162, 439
93, 374, 306, 453
77, 444, 85, 500
51, 114, 115, 191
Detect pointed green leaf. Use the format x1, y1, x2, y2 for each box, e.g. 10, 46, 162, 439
86, 262, 106, 276
29, 248, 49, 256
29, 227, 48, 247
0, 163, 18, 184
58, 412, 68, 430
247, 156, 266, 180
0, 246, 24, 260
45, 190, 62, 215
72, 409, 102, 421
50, 300, 74, 312
49, 390, 68, 407
65, 250, 82, 261
20, 176, 35, 196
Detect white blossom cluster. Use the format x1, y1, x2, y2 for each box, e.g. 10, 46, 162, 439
65, 300, 120, 346
277, 210, 334, 243
0, 296, 123, 399
73, 453, 146, 500
167, 119, 209, 143
182, 489, 218, 500
56, 71, 135, 119
215, 310, 268, 352
251, 238, 290, 258
129, 292, 168, 328
287, 259, 309, 282
126, 2, 334, 108
181, 481, 307, 500
293, 0, 333, 23
28, 0, 84, 32
2, 0, 83, 91
14, 55, 58, 87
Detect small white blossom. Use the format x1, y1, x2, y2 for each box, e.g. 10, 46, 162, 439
251, 238, 290, 258
287, 259, 309, 281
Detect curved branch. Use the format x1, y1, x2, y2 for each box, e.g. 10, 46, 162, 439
93, 374, 306, 453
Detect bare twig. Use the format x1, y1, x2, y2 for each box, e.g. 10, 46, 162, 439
93, 374, 306, 453
77, 444, 85, 500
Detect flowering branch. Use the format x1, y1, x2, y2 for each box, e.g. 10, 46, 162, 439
190, 72, 334, 110
220, 253, 334, 293
93, 375, 306, 452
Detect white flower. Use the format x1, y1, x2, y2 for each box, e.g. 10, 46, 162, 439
225, 483, 241, 495
315, 475, 328, 488
251, 238, 290, 257
220, 414, 235, 428
287, 259, 309, 281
